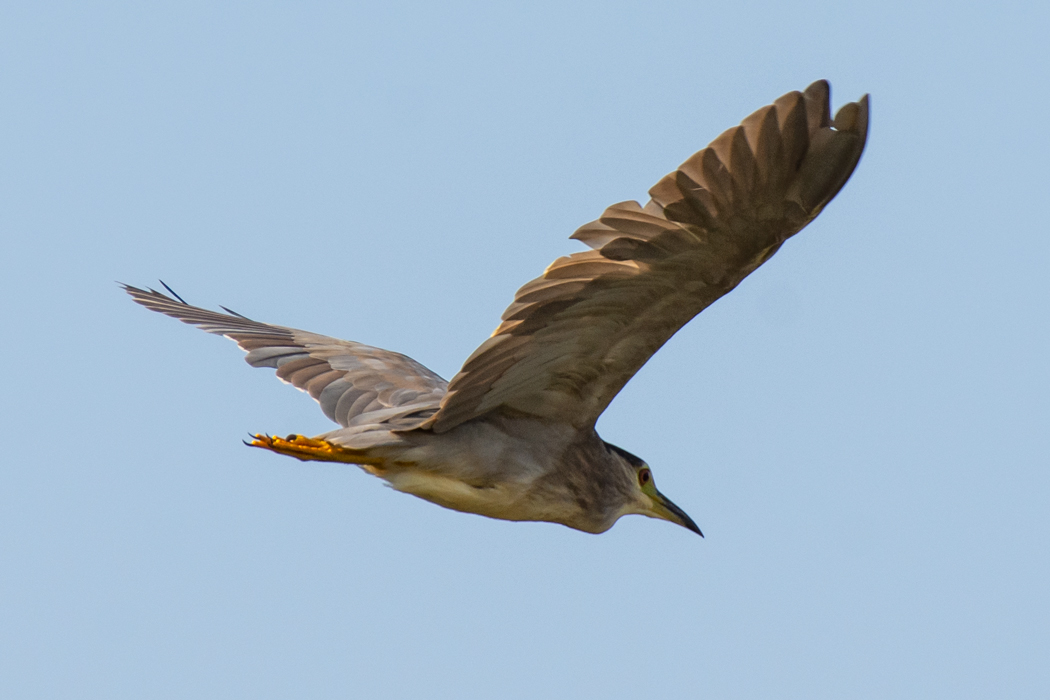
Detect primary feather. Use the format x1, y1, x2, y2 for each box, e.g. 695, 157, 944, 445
423, 80, 868, 433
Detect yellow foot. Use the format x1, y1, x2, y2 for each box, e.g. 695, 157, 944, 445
247, 433, 379, 465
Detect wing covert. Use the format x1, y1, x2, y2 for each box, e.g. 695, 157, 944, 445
422, 80, 868, 433
124, 285, 447, 429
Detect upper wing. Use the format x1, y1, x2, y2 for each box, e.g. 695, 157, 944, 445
421, 80, 868, 433
124, 285, 447, 429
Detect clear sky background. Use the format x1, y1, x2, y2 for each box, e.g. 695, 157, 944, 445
2, 1, 1047, 698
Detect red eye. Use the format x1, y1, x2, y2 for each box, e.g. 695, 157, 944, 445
639, 469, 651, 485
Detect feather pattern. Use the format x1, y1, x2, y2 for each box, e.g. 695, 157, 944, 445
422, 81, 868, 433
123, 285, 447, 429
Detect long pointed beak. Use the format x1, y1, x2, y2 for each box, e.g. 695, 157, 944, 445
653, 491, 703, 537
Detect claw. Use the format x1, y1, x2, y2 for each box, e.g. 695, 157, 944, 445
244, 431, 382, 466
245, 432, 282, 449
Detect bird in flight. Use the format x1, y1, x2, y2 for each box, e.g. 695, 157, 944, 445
127, 80, 868, 537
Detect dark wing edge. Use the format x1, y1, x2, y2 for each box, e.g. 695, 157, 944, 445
123, 285, 447, 429
420, 80, 869, 434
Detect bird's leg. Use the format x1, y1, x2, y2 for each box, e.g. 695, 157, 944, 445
247, 433, 381, 466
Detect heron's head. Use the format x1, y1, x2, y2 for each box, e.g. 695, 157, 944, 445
606, 444, 703, 537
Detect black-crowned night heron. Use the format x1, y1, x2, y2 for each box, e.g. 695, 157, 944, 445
126, 80, 868, 537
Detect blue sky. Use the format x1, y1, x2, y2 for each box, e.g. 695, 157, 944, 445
2, 1, 1047, 698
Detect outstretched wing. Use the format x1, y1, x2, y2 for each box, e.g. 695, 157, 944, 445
124, 285, 447, 429
422, 80, 868, 433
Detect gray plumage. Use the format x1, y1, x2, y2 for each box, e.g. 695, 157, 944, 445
126, 80, 869, 535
